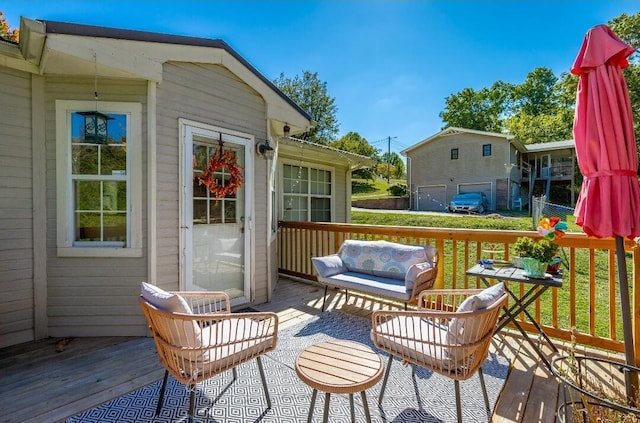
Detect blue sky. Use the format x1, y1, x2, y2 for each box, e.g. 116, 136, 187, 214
3, 1, 638, 155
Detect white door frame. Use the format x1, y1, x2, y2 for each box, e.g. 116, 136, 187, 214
179, 119, 254, 305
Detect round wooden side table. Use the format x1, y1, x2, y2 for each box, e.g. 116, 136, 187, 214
295, 340, 384, 423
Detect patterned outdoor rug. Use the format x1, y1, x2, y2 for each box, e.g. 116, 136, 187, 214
67, 310, 510, 423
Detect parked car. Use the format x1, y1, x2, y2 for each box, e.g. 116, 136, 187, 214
448, 192, 488, 214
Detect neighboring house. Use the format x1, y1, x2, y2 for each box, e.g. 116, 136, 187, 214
402, 127, 576, 212
0, 18, 368, 349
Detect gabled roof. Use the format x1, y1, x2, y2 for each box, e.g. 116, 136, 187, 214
279, 137, 375, 171
13, 17, 312, 137
525, 139, 575, 153
401, 127, 526, 155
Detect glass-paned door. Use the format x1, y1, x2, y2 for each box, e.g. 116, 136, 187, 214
182, 124, 251, 305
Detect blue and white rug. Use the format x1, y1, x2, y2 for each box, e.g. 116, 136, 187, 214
67, 310, 510, 423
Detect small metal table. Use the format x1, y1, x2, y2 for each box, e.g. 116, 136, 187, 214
466, 263, 562, 369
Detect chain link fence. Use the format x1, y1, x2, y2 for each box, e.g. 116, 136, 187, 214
532, 195, 574, 229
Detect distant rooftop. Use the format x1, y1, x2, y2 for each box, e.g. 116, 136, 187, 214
525, 139, 575, 152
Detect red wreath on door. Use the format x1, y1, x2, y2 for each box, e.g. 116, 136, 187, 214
198, 145, 244, 199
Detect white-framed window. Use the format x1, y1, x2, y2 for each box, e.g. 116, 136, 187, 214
281, 162, 333, 222
56, 100, 142, 257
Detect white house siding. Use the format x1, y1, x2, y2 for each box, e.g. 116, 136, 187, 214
156, 62, 271, 304
407, 132, 511, 211
44, 77, 148, 337
0, 66, 34, 347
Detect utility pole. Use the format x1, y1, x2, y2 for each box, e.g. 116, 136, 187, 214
386, 136, 396, 183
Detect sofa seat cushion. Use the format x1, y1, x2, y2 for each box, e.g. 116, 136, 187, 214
338, 240, 430, 281
319, 272, 410, 301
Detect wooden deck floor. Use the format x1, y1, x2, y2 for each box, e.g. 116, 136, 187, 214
0, 277, 626, 423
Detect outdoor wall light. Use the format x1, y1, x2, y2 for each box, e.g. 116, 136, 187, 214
79, 51, 113, 144
78, 111, 112, 144
257, 140, 275, 160
283, 123, 290, 139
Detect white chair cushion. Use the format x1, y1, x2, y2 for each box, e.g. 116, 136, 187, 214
140, 282, 201, 353
448, 283, 505, 345
141, 282, 192, 314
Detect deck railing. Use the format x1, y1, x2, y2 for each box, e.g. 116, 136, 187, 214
277, 220, 640, 358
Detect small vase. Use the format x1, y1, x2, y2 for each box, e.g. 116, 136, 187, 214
522, 257, 548, 278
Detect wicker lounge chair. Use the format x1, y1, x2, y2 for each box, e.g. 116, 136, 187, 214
139, 283, 278, 422
371, 284, 507, 422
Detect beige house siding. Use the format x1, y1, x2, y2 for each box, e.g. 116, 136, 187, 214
45, 77, 149, 337
0, 66, 34, 347
407, 132, 513, 211
156, 62, 270, 304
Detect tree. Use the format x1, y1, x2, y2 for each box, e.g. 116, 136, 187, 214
381, 152, 405, 180
330, 132, 380, 179
273, 71, 339, 144
439, 85, 508, 132
0, 11, 19, 42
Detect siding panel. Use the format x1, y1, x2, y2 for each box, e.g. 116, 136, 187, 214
0, 66, 34, 347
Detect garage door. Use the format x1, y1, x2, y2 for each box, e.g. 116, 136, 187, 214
417, 185, 448, 211
458, 182, 493, 210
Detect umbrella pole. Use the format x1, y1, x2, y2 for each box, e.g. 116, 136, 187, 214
616, 235, 638, 405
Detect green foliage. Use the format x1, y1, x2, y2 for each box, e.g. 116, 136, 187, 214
513, 236, 536, 257
273, 71, 339, 144
0, 11, 18, 42
387, 184, 407, 197
439, 84, 508, 132
381, 152, 405, 178
530, 238, 558, 263
330, 132, 379, 179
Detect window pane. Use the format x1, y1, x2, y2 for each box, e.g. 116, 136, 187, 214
76, 212, 102, 241
209, 200, 223, 224
224, 200, 237, 222
283, 195, 307, 222
193, 176, 208, 197
311, 197, 331, 222
193, 200, 208, 224
103, 181, 126, 211
75, 180, 101, 210
103, 213, 126, 241
72, 145, 99, 175
101, 145, 127, 175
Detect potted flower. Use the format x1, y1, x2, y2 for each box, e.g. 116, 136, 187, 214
512, 217, 567, 277
512, 236, 535, 269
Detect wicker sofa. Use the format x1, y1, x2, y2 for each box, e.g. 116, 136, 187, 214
311, 239, 439, 310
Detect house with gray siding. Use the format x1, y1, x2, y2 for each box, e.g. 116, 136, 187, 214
0, 17, 371, 349
402, 127, 576, 212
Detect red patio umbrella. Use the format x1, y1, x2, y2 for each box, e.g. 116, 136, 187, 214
572, 24, 640, 400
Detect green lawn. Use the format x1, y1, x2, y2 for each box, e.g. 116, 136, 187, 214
352, 177, 405, 200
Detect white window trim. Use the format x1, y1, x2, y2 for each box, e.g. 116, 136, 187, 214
55, 100, 143, 257
279, 159, 334, 222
